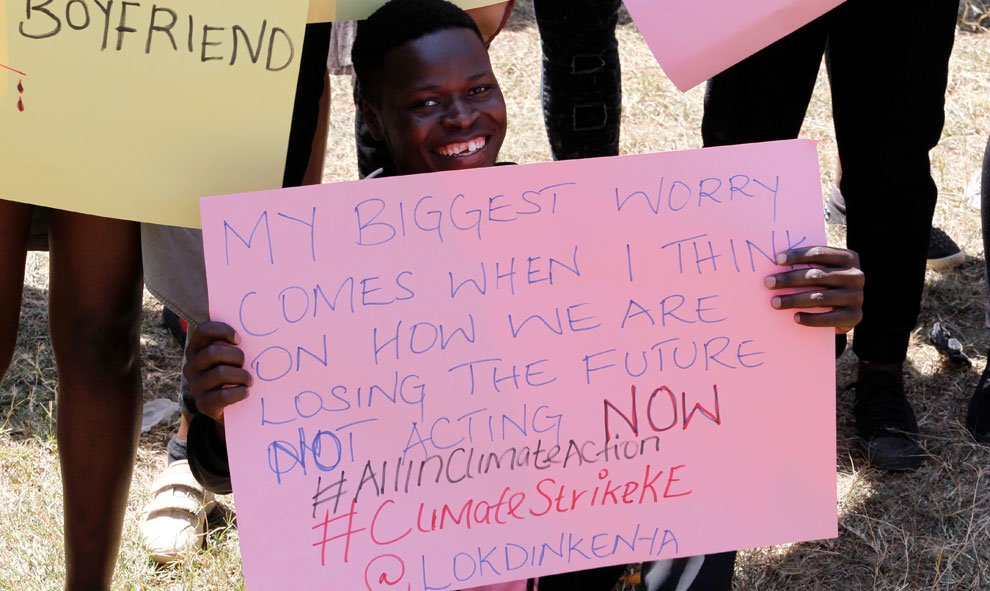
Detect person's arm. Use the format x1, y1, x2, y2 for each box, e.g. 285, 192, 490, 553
467, 1, 514, 44
183, 321, 252, 494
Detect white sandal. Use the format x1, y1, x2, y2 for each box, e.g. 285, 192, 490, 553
139, 460, 216, 564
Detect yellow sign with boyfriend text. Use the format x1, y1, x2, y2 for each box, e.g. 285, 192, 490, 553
0, 0, 309, 227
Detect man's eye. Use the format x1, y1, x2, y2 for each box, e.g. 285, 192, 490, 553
416, 98, 440, 108
468, 85, 493, 97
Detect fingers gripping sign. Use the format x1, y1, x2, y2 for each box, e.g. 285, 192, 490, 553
764, 246, 864, 334
183, 321, 253, 424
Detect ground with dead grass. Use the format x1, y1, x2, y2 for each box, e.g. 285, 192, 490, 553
1, 3, 989, 590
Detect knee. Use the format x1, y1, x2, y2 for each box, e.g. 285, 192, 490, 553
53, 307, 142, 378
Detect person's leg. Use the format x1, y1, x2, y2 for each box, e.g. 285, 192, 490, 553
47, 211, 143, 590
701, 16, 828, 147
0, 199, 34, 380
533, 0, 622, 160
827, 0, 959, 468
284, 22, 333, 188
970, 133, 990, 443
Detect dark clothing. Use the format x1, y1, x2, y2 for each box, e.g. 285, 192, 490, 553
283, 23, 332, 188
642, 552, 737, 591
534, 0, 622, 160
703, 0, 959, 363
187, 409, 233, 494
186, 22, 332, 493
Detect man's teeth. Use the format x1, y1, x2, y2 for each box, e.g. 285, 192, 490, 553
437, 137, 486, 157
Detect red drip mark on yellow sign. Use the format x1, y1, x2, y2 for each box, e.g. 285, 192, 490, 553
0, 63, 27, 76
1, 63, 29, 112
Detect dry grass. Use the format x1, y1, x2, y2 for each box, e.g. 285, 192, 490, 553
2, 3, 990, 589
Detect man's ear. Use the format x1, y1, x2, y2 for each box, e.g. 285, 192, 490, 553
359, 97, 386, 143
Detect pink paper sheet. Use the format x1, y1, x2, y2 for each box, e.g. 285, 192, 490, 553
624, 0, 846, 91
200, 140, 837, 590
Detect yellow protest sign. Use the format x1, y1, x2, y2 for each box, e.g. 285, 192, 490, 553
0, 0, 309, 227
307, 0, 336, 23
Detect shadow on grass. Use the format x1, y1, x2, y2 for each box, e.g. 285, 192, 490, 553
733, 329, 990, 589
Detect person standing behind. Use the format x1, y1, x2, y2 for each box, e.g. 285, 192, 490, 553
701, 0, 959, 471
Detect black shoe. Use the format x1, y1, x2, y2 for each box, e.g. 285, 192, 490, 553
852, 372, 925, 471
927, 226, 965, 270
967, 357, 990, 444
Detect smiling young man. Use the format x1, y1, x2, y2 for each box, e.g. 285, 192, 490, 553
183, 2, 865, 590
351, 5, 507, 175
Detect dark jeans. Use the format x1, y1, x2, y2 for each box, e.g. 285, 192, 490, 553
534, 0, 622, 160
703, 0, 959, 364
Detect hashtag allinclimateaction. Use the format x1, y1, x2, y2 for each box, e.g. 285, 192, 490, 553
311, 436, 664, 515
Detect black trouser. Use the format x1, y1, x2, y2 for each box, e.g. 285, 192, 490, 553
533, 0, 622, 160
703, 0, 959, 364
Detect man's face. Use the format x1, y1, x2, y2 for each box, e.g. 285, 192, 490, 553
365, 27, 507, 175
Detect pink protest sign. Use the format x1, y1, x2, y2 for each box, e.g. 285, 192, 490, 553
624, 0, 845, 91
200, 140, 837, 590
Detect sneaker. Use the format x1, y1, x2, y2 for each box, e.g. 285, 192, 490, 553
852, 371, 925, 471
825, 188, 964, 269
967, 355, 990, 444
927, 226, 965, 270
140, 460, 216, 564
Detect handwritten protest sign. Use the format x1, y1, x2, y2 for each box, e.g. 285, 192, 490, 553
624, 0, 845, 91
200, 140, 837, 590
0, 0, 308, 227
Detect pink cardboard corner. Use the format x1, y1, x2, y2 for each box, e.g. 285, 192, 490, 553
624, 0, 846, 91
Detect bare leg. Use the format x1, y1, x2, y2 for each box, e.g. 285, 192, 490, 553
48, 211, 143, 591
0, 199, 34, 379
